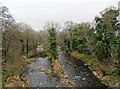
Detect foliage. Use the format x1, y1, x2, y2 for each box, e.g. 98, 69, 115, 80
47, 23, 58, 60
94, 7, 119, 61
1, 6, 39, 86
63, 22, 89, 54
1, 5, 119, 87
18, 23, 38, 54
95, 41, 106, 60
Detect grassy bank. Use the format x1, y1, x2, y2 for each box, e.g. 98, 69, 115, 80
2, 43, 48, 87
70, 51, 118, 87
2, 49, 37, 87
2, 55, 28, 87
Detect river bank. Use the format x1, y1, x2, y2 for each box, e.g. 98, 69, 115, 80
3, 56, 36, 87
3, 44, 48, 86
70, 51, 118, 87
3, 48, 116, 88
23, 50, 109, 88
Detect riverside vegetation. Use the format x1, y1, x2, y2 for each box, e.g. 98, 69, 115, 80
0, 5, 119, 88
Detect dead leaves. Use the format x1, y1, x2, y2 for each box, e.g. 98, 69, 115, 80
5, 75, 29, 87
52, 60, 75, 87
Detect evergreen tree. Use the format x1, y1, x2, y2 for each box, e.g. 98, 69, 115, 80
47, 23, 58, 60
94, 7, 119, 61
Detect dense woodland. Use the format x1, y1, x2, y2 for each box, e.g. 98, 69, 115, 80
0, 5, 120, 87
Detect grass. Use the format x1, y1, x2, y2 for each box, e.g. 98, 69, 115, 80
2, 48, 48, 87
51, 60, 75, 87
52, 60, 64, 78
70, 51, 118, 87
2, 56, 28, 87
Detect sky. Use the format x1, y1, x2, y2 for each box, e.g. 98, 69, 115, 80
0, 0, 119, 31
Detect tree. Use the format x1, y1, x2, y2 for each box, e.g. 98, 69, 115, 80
0, 6, 15, 31
17, 23, 38, 54
63, 21, 89, 53
1, 6, 41, 85
46, 22, 58, 60
94, 7, 119, 61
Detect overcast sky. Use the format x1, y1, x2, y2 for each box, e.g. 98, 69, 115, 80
0, 0, 119, 31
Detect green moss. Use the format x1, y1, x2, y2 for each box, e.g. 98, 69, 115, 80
89, 64, 98, 71
106, 68, 118, 77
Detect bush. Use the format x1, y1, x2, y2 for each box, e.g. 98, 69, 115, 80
95, 41, 106, 60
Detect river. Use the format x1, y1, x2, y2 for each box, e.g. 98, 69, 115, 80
24, 50, 108, 88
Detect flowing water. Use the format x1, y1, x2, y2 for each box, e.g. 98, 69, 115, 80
24, 50, 108, 88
